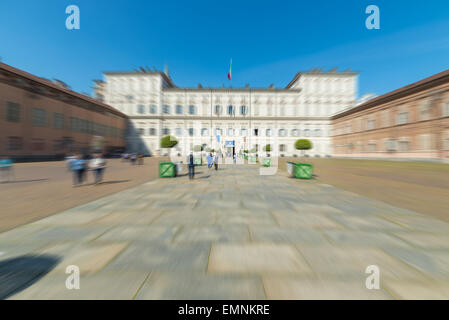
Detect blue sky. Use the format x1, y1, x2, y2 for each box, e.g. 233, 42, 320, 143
0, 0, 448, 97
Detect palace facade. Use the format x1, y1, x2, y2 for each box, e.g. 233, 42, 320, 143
94, 67, 358, 158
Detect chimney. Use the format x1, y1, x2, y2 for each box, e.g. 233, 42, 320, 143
198, 83, 203, 88
245, 84, 249, 89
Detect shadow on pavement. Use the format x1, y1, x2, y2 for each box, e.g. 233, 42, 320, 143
0, 255, 60, 299
99, 180, 131, 185
1, 179, 49, 184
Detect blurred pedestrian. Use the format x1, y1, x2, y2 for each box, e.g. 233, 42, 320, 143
213, 152, 219, 171
138, 154, 144, 165
65, 154, 76, 172
70, 155, 86, 187
207, 153, 213, 169
89, 153, 107, 185
130, 153, 137, 165
0, 157, 13, 183
187, 152, 195, 179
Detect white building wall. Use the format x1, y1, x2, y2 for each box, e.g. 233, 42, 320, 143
98, 70, 356, 157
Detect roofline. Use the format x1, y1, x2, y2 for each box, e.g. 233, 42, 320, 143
162, 87, 301, 93
286, 71, 359, 89
331, 68, 449, 120
0, 62, 128, 118
103, 70, 176, 87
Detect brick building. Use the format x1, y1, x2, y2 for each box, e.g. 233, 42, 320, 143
0, 63, 128, 161
332, 69, 449, 162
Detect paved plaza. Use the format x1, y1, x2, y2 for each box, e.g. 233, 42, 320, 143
1, 164, 449, 299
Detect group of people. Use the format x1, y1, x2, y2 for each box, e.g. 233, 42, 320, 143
186, 152, 220, 180
122, 153, 144, 165
66, 153, 107, 187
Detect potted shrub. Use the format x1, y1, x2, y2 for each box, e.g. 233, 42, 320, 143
294, 139, 312, 157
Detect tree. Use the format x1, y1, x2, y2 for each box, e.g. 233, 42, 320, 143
263, 144, 271, 152
160, 135, 178, 149
295, 139, 312, 156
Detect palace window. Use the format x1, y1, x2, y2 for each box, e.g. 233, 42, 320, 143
279, 129, 286, 137
188, 128, 195, 136
227, 128, 234, 136
291, 129, 299, 137
32, 108, 47, 127
279, 144, 286, 152
54, 113, 64, 129
149, 104, 157, 114
228, 105, 234, 116
8, 136, 23, 150
162, 128, 170, 135
397, 112, 409, 125
149, 128, 156, 136
419, 100, 432, 121
240, 105, 248, 115
137, 104, 145, 114
215, 105, 222, 115
398, 140, 409, 152
241, 128, 247, 136
176, 105, 183, 114
253, 128, 259, 136
266, 129, 272, 137
162, 105, 170, 114
138, 128, 145, 135
314, 129, 322, 137
367, 119, 376, 130
201, 128, 209, 136
304, 129, 310, 137
175, 128, 182, 136
385, 139, 397, 151
445, 102, 449, 117
189, 105, 196, 115
215, 128, 222, 136
6, 102, 20, 122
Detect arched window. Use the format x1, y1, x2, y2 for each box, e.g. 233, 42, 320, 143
189, 105, 196, 115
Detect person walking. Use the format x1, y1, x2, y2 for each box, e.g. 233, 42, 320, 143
207, 153, 214, 169
70, 155, 86, 187
130, 153, 137, 165
89, 153, 107, 185
213, 152, 219, 171
0, 157, 13, 183
187, 152, 195, 180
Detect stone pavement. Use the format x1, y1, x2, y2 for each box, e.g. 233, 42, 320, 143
1, 164, 449, 299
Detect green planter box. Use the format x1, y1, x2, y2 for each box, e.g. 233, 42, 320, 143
159, 162, 176, 178
194, 157, 202, 166
287, 162, 313, 179
243, 155, 248, 160
249, 155, 257, 164
262, 158, 271, 167
295, 163, 313, 179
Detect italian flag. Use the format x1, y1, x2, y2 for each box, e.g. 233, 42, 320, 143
227, 59, 232, 80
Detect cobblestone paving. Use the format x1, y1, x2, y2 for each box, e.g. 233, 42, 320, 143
2, 165, 449, 299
